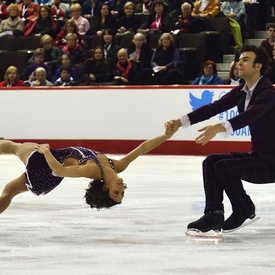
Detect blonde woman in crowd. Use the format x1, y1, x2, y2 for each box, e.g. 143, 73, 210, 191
70, 3, 90, 36
0, 66, 25, 87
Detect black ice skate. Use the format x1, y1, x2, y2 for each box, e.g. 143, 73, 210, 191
222, 212, 259, 233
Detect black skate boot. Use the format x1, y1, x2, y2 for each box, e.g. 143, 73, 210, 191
222, 212, 256, 231
187, 210, 224, 232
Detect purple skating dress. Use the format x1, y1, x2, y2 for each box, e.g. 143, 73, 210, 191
25, 146, 104, 196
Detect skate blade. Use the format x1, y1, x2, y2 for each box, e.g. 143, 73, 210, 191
185, 229, 222, 239
222, 216, 260, 233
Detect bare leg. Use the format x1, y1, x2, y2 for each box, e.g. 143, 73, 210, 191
0, 173, 28, 214
0, 139, 39, 165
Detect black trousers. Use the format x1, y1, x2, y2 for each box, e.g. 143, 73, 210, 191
203, 152, 275, 216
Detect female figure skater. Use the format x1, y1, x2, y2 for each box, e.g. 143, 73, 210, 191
0, 123, 177, 213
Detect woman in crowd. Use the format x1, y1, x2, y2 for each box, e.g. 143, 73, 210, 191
127, 32, 153, 84
229, 61, 241, 85
82, 46, 113, 84
150, 32, 182, 85
113, 48, 142, 85
70, 3, 90, 36
0, 3, 24, 37
24, 5, 58, 37
30, 67, 53, 86
0, 66, 25, 87
55, 18, 85, 49
192, 60, 224, 85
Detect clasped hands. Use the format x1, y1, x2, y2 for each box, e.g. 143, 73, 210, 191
165, 120, 225, 145
36, 143, 50, 154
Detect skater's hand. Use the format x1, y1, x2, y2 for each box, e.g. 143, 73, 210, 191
164, 119, 181, 137
195, 124, 226, 146
36, 143, 50, 154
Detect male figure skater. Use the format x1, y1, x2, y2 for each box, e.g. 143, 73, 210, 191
169, 45, 275, 233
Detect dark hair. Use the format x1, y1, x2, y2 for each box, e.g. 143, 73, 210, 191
84, 180, 119, 210
239, 45, 269, 75
267, 23, 275, 30
60, 65, 72, 74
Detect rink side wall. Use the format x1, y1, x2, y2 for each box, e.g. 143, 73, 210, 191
0, 85, 251, 155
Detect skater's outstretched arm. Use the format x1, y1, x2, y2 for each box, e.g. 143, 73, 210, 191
115, 121, 179, 172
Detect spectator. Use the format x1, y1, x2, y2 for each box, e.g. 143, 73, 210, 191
61, 32, 88, 73
229, 61, 241, 85
82, 46, 113, 84
55, 18, 85, 49
191, 0, 220, 17
116, 1, 140, 37
220, 0, 245, 47
113, 48, 142, 84
50, 0, 70, 29
0, 0, 8, 21
260, 23, 275, 60
23, 48, 52, 84
54, 53, 78, 82
192, 59, 224, 85
18, 0, 39, 22
102, 28, 121, 67
135, 0, 154, 15
0, 66, 25, 87
127, 32, 153, 84
82, 0, 102, 25
86, 2, 117, 36
24, 5, 58, 37
30, 67, 53, 86
70, 3, 90, 36
0, 3, 24, 37
54, 66, 77, 86
172, 2, 209, 34
108, 0, 127, 18
150, 32, 182, 84
138, 0, 173, 33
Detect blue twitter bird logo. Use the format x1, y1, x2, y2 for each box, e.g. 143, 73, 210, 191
189, 90, 214, 111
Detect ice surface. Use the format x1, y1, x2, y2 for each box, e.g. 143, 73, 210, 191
1, 155, 275, 275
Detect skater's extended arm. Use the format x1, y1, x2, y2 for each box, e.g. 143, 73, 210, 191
115, 122, 179, 172
195, 124, 226, 146
36, 144, 96, 178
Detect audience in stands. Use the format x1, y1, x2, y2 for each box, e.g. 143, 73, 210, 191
0, 66, 25, 87
113, 48, 142, 84
30, 67, 53, 86
116, 2, 140, 37
102, 28, 121, 67
127, 32, 153, 84
0, 0, 8, 21
228, 61, 241, 85
70, 3, 90, 36
191, 0, 220, 17
23, 48, 53, 84
138, 0, 174, 33
54, 65, 77, 86
192, 59, 223, 85
261, 23, 275, 59
54, 53, 78, 81
60, 32, 88, 73
55, 18, 85, 49
86, 2, 117, 36
82, 0, 102, 25
0, 3, 24, 37
149, 32, 182, 84
18, 0, 39, 22
135, 0, 154, 14
24, 5, 58, 37
172, 2, 209, 34
82, 46, 113, 84
220, 0, 245, 47
50, 0, 70, 28
1, 0, 275, 86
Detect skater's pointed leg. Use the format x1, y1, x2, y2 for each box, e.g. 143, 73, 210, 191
0, 173, 28, 214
